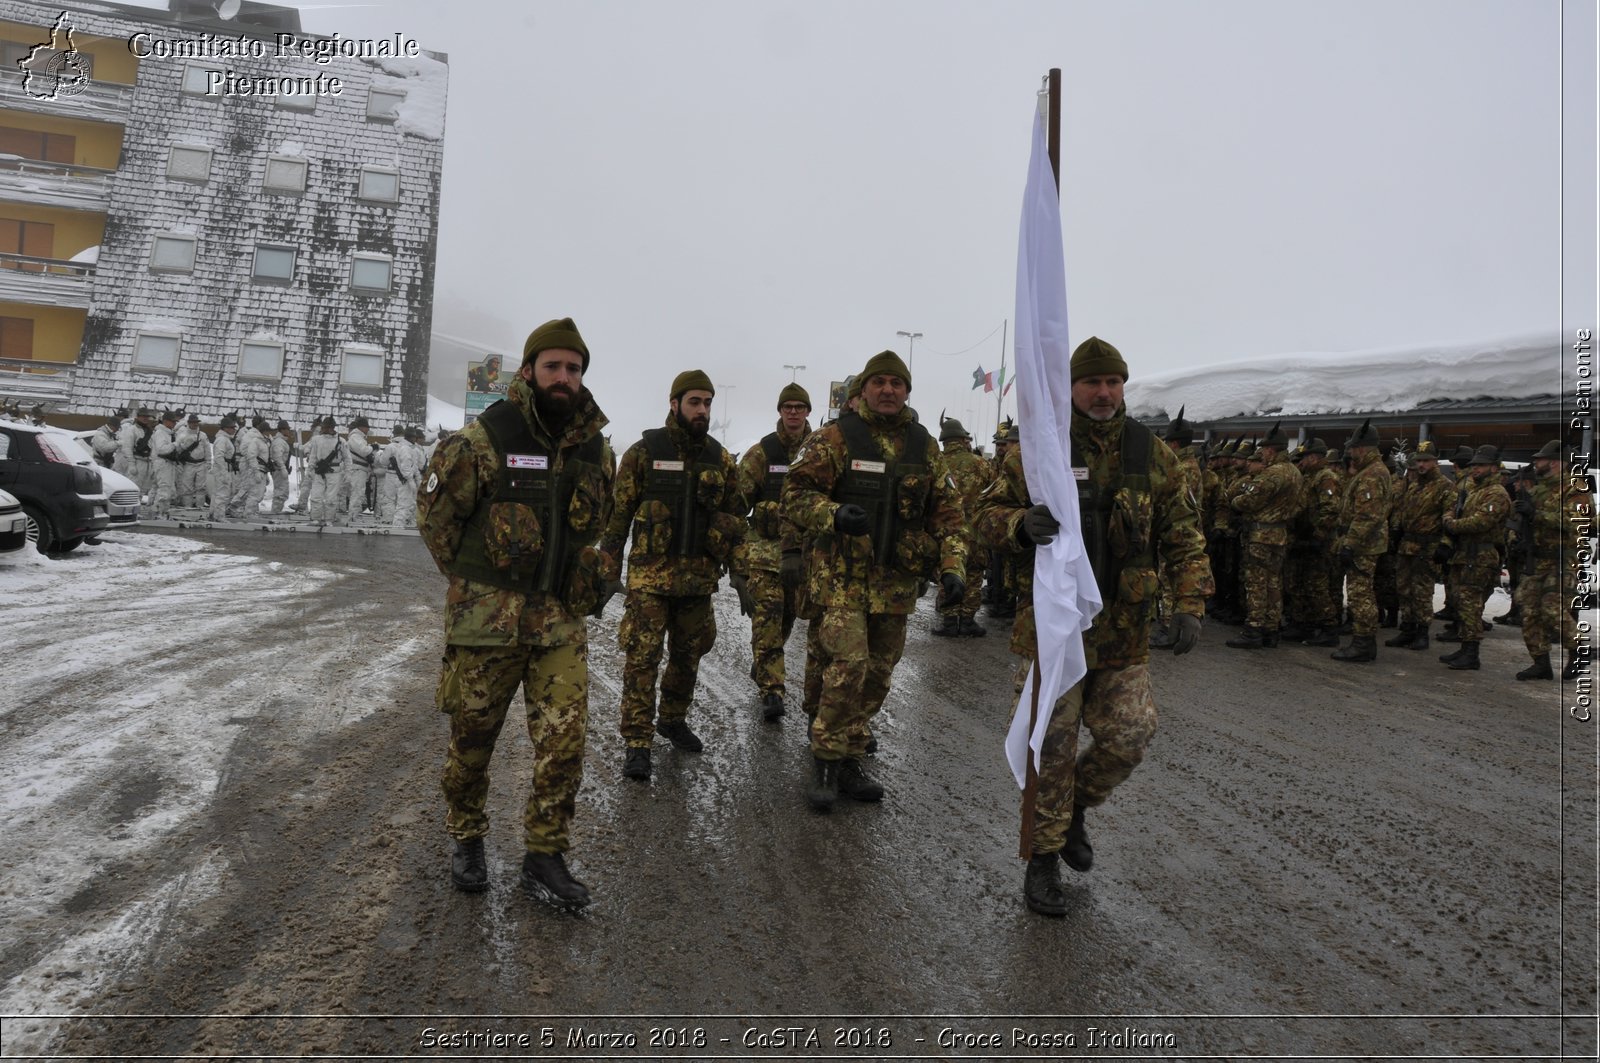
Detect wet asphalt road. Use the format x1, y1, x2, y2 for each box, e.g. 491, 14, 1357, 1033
26, 529, 1600, 1060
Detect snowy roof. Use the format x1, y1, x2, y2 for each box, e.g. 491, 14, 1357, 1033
1124, 333, 1563, 423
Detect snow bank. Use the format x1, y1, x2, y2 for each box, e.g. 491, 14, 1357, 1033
361, 53, 448, 141
1125, 333, 1562, 421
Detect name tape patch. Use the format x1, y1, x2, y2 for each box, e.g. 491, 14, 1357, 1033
506, 454, 548, 470
1073, 467, 1090, 480
768, 464, 790, 474
653, 459, 686, 472
850, 459, 887, 474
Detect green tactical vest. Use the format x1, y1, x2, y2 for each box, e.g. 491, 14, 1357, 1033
639, 427, 725, 558
1073, 418, 1154, 601
758, 433, 790, 504
835, 413, 934, 567
447, 399, 605, 594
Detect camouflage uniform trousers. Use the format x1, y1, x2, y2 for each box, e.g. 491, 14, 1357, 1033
811, 607, 907, 760
1375, 549, 1399, 615
1284, 549, 1336, 627
747, 566, 798, 697
1394, 555, 1439, 628
938, 544, 988, 620
1241, 540, 1288, 631
1344, 555, 1380, 636
1449, 557, 1500, 641
1013, 662, 1157, 856
1516, 563, 1579, 656
437, 641, 588, 853
618, 590, 717, 746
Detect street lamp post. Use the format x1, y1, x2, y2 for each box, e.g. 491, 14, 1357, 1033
782, 363, 806, 381
895, 330, 922, 374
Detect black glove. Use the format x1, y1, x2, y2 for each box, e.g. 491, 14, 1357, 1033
1513, 495, 1534, 517
1432, 542, 1453, 566
1020, 504, 1059, 546
589, 579, 623, 618
780, 551, 802, 589
729, 572, 755, 616
1337, 546, 1355, 568
939, 572, 965, 606
1170, 613, 1201, 655
833, 503, 870, 536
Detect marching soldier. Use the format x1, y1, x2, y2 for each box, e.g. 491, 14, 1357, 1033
1225, 423, 1302, 648
345, 416, 375, 522
784, 350, 966, 811
417, 316, 615, 908
1437, 445, 1510, 671
599, 370, 745, 782
933, 415, 994, 638
1385, 441, 1452, 650
733, 383, 813, 721
150, 409, 181, 519
209, 415, 240, 522
90, 410, 122, 469
174, 412, 210, 508
1512, 441, 1586, 680
1330, 420, 1394, 662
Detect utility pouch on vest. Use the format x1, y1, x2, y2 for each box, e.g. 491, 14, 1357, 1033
753, 433, 790, 538
837, 415, 933, 568
640, 428, 724, 559
1075, 421, 1154, 600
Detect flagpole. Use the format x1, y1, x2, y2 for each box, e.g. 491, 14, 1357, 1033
1019, 67, 1063, 863
995, 319, 1007, 432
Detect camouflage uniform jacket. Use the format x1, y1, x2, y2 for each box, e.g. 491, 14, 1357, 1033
1227, 453, 1302, 545
1298, 465, 1342, 545
417, 377, 615, 648
974, 408, 1213, 668
782, 406, 967, 615
1199, 464, 1221, 534
1391, 468, 1453, 557
1441, 473, 1511, 566
1170, 444, 1204, 513
600, 415, 745, 596
1336, 451, 1394, 556
734, 419, 810, 574
1529, 471, 1588, 565
942, 440, 996, 528
1210, 466, 1241, 535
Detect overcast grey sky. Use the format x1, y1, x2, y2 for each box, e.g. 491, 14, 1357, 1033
282, 0, 1589, 445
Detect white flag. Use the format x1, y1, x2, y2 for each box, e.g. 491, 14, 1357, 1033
1005, 103, 1103, 789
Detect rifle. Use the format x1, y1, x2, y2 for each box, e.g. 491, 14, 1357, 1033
1510, 465, 1537, 577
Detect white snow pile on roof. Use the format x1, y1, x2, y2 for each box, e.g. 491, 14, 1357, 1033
1125, 333, 1562, 422
362, 53, 448, 141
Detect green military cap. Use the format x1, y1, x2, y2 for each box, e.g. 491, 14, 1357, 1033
1070, 336, 1128, 382
777, 382, 811, 410
1165, 405, 1194, 446
1326, 447, 1342, 462
1303, 437, 1328, 456
1346, 418, 1380, 449
1532, 439, 1564, 461
671, 369, 714, 399
523, 317, 590, 372
860, 350, 912, 391
1005, 421, 1020, 444
1412, 440, 1439, 460
1450, 445, 1474, 465
1235, 440, 1256, 459
938, 415, 970, 442
1468, 444, 1500, 466
994, 417, 1014, 444
1261, 421, 1289, 449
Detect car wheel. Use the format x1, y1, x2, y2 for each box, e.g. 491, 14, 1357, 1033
21, 504, 55, 554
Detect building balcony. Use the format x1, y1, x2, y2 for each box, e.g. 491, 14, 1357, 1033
0, 68, 133, 125
0, 252, 95, 308
0, 355, 74, 403
0, 157, 112, 211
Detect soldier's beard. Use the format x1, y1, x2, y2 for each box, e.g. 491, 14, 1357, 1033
676, 412, 709, 438
534, 383, 576, 428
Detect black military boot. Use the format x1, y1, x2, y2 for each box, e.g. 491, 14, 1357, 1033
1405, 624, 1430, 650
1336, 609, 1353, 636
656, 719, 703, 752
622, 746, 651, 781
931, 614, 958, 637
520, 851, 591, 909
1024, 852, 1067, 917
1302, 626, 1339, 647
1435, 605, 1458, 621
837, 758, 885, 802
959, 615, 987, 637
1277, 620, 1308, 642
761, 693, 786, 722
1331, 635, 1377, 662
1062, 805, 1093, 872
1379, 607, 1397, 629
1499, 604, 1523, 627
1384, 623, 1417, 648
1447, 640, 1481, 671
1438, 643, 1468, 664
1563, 655, 1584, 681
1436, 622, 1462, 643
1225, 625, 1266, 649
807, 757, 839, 812
450, 837, 488, 893
1260, 628, 1280, 648
1516, 653, 1553, 680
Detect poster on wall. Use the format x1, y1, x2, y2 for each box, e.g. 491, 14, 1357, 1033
463, 354, 507, 423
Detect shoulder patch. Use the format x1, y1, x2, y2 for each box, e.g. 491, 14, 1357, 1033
425, 471, 439, 493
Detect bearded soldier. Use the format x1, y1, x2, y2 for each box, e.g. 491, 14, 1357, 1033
733, 383, 813, 721
1225, 423, 1302, 649
932, 415, 994, 638
784, 350, 967, 811
974, 337, 1211, 916
1512, 441, 1587, 680
599, 370, 746, 782
1330, 421, 1393, 662
418, 317, 615, 908
1385, 441, 1452, 650
1437, 445, 1511, 671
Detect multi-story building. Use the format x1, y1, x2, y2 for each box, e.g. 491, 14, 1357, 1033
0, 0, 445, 427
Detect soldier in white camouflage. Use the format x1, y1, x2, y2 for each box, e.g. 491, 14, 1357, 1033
175, 413, 209, 508
209, 415, 240, 521
150, 409, 181, 519
417, 317, 615, 908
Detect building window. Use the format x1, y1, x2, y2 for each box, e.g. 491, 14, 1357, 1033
367, 87, 405, 122
277, 88, 316, 113
340, 346, 384, 389
349, 253, 392, 294
262, 155, 307, 194
357, 166, 399, 203
251, 244, 296, 284
238, 339, 284, 381
132, 331, 181, 374
149, 234, 197, 273
166, 145, 212, 182
181, 63, 219, 96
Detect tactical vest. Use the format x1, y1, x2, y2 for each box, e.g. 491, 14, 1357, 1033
758, 433, 791, 504
448, 399, 605, 594
639, 427, 725, 558
1074, 419, 1154, 601
834, 414, 934, 567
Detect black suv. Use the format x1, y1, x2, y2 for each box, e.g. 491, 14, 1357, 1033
0, 423, 110, 553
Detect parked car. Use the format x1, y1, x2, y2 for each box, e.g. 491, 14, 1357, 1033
0, 487, 26, 557
57, 429, 141, 527
0, 423, 110, 553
